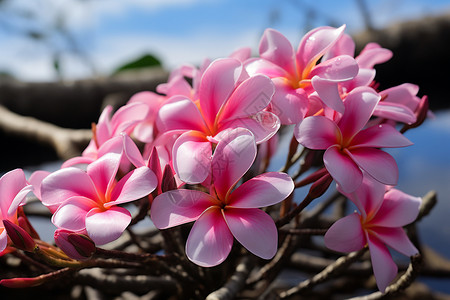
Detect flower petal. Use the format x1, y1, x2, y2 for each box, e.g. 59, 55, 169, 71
151, 190, 217, 229
219, 111, 280, 144
52, 196, 97, 231
373, 102, 417, 124
106, 166, 157, 207
0, 169, 29, 219
86, 206, 131, 245
356, 43, 393, 69
228, 172, 294, 208
295, 116, 341, 150
370, 189, 421, 227
199, 58, 244, 129
338, 87, 380, 140
186, 206, 233, 267
324, 213, 366, 252
347, 148, 398, 186
122, 134, 146, 167
156, 96, 208, 133
296, 25, 345, 74
28, 170, 50, 201
0, 229, 8, 253
259, 28, 296, 75
311, 76, 345, 114
244, 58, 290, 78
351, 124, 413, 148
110, 102, 149, 136
218, 74, 274, 123
211, 128, 257, 200
86, 152, 121, 198
367, 235, 398, 292
324, 146, 362, 193
40, 168, 97, 207
172, 131, 211, 184
224, 207, 277, 259
372, 227, 418, 257
269, 79, 309, 125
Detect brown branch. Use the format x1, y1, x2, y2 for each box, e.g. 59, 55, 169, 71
0, 104, 91, 160
205, 256, 253, 300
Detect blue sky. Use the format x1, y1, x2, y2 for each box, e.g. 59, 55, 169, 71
0, 0, 449, 81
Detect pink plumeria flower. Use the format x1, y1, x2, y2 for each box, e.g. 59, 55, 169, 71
150, 128, 294, 267
295, 87, 412, 193
324, 176, 421, 292
156, 58, 279, 184
245, 25, 359, 124
62, 102, 149, 168
40, 152, 157, 245
0, 169, 33, 253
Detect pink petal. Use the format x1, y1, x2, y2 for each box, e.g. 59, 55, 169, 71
311, 55, 359, 82
367, 235, 398, 292
338, 87, 380, 140
86, 153, 121, 198
244, 58, 290, 78
347, 148, 398, 186
186, 206, 233, 267
218, 111, 280, 144
211, 128, 256, 200
295, 116, 341, 150
61, 156, 95, 168
96, 105, 113, 145
324, 146, 362, 193
0, 169, 28, 219
371, 227, 418, 257
224, 207, 278, 259
370, 189, 421, 227
347, 175, 386, 218
111, 102, 149, 135
228, 172, 294, 208
322, 33, 355, 61
198, 58, 244, 129
96, 135, 124, 157
311, 76, 345, 113
380, 83, 420, 111
356, 43, 393, 69
28, 170, 51, 200
7, 185, 33, 219
40, 167, 97, 207
218, 74, 274, 123
350, 124, 413, 148
106, 166, 157, 207
85, 206, 131, 245
133, 122, 154, 143
229, 47, 251, 62
156, 96, 208, 133
373, 102, 417, 124
296, 25, 345, 74
324, 213, 366, 252
122, 134, 146, 167
268, 78, 309, 125
160, 75, 192, 97
172, 131, 211, 184
259, 28, 296, 75
52, 196, 97, 231
151, 190, 217, 229
0, 229, 8, 253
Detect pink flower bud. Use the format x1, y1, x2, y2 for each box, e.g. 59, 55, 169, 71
307, 172, 333, 200
54, 229, 95, 260
2, 220, 36, 252
161, 164, 177, 193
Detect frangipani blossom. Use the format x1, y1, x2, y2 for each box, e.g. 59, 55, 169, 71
245, 25, 359, 124
324, 176, 421, 292
151, 128, 294, 267
156, 58, 280, 184
295, 87, 412, 193
41, 152, 157, 245
0, 169, 33, 253
62, 102, 149, 168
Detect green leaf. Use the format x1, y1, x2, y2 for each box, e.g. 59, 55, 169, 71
113, 53, 162, 75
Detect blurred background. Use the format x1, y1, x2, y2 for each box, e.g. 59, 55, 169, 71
0, 0, 450, 297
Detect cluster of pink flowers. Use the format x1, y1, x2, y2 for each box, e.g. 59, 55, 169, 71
0, 25, 429, 292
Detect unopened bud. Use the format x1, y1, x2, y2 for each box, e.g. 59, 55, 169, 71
307, 172, 333, 200
67, 233, 96, 259
2, 220, 36, 252
401, 95, 429, 133
161, 164, 177, 193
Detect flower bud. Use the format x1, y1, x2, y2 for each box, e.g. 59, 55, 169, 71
161, 164, 177, 193
307, 172, 333, 200
54, 229, 95, 260
2, 220, 36, 252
